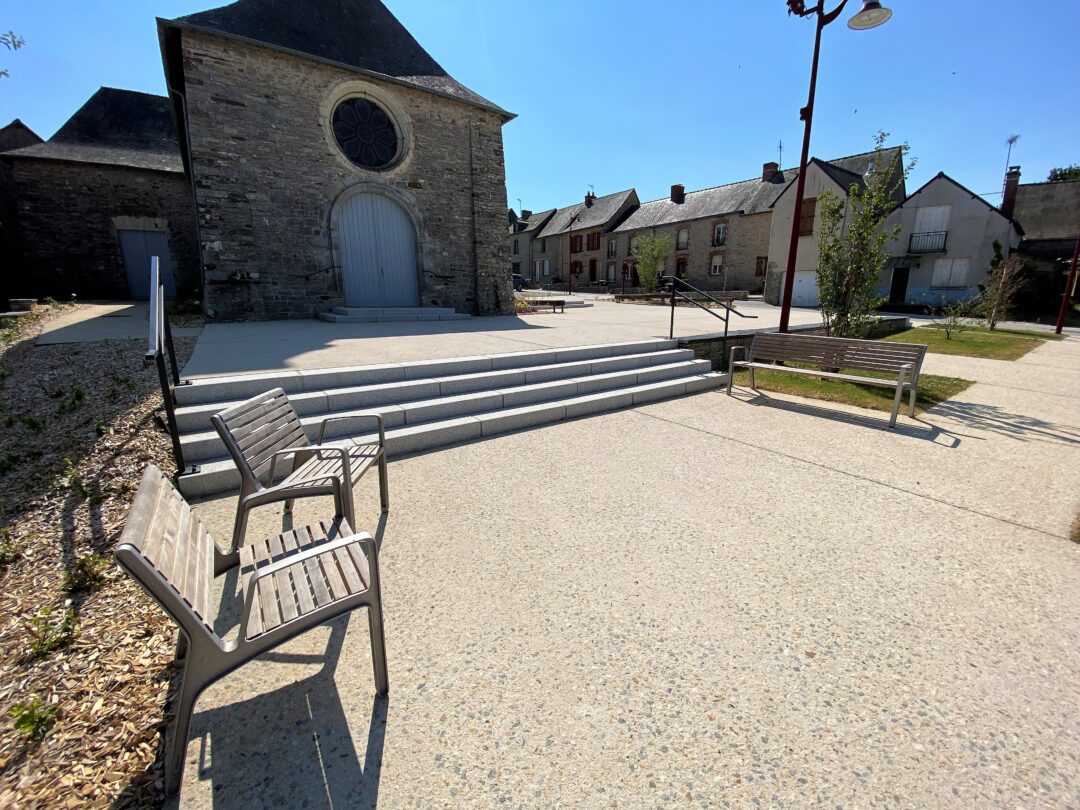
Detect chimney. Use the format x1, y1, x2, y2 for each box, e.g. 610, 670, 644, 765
1001, 166, 1021, 218
584, 191, 596, 208
521, 209, 533, 220
670, 184, 685, 204
762, 162, 779, 182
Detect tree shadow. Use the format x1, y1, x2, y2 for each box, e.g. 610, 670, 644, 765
929, 400, 1080, 445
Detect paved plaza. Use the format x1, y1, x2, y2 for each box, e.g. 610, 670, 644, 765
173, 336, 1080, 808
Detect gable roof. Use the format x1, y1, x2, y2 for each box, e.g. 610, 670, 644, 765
770, 147, 906, 209
2, 88, 183, 172
536, 190, 639, 239
519, 209, 556, 234
903, 171, 1023, 236
164, 0, 512, 120
0, 119, 43, 154
612, 171, 796, 234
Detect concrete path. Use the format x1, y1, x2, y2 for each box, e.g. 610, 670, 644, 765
173, 338, 1080, 808
181, 301, 823, 378
35, 302, 202, 345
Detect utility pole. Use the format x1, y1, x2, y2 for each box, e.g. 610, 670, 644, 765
1055, 232, 1080, 335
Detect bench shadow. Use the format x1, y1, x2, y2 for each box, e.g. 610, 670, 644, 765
731, 388, 961, 448
185, 617, 387, 809
928, 400, 1080, 445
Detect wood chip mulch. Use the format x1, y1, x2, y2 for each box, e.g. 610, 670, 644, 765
0, 306, 198, 809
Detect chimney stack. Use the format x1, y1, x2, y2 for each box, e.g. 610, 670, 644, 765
670, 184, 685, 204
584, 191, 596, 208
762, 162, 779, 182
521, 209, 533, 220
1001, 166, 1021, 218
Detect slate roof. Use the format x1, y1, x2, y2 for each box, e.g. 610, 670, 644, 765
167, 0, 512, 119
612, 171, 796, 234
519, 209, 556, 234
2, 89, 183, 172
770, 147, 907, 209
0, 119, 42, 154
536, 190, 639, 239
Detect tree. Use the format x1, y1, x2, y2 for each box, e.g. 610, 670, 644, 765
1, 30, 24, 79
1048, 165, 1080, 182
978, 241, 1025, 330
936, 296, 972, 341
631, 233, 673, 292
813, 130, 914, 338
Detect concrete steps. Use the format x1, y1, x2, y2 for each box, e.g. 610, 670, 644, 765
175, 339, 725, 497
317, 306, 470, 323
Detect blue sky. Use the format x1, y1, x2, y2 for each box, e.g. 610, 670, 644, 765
3, 0, 1078, 212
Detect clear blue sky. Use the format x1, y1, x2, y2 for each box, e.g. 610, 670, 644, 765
3, 1, 1078, 211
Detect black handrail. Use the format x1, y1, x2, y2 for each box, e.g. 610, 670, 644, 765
658, 275, 758, 369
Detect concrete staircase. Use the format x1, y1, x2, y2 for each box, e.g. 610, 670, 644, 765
174, 339, 725, 498
318, 307, 471, 324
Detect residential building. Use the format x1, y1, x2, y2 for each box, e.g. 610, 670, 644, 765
533, 189, 639, 285
1009, 167, 1080, 273
507, 208, 556, 283
878, 172, 1022, 305
0, 89, 200, 301
610, 162, 793, 294
160, 0, 516, 320
0, 119, 43, 307
765, 148, 906, 305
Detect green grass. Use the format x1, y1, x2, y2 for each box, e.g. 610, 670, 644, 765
883, 324, 1057, 361
731, 367, 972, 416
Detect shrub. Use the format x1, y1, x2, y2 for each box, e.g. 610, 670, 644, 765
0, 527, 20, 566
10, 696, 58, 740
63, 554, 108, 594
26, 606, 77, 657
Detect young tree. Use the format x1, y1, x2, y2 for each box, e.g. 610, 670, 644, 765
1, 30, 24, 79
978, 241, 1025, 330
632, 234, 673, 292
936, 296, 972, 340
1048, 165, 1080, 182
813, 131, 913, 337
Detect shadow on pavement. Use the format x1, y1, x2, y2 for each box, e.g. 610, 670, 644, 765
930, 401, 1080, 445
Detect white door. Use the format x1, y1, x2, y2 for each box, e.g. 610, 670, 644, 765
791, 271, 819, 307
338, 192, 419, 306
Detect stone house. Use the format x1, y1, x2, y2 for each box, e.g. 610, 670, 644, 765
1, 89, 200, 301
877, 172, 1022, 306
1009, 168, 1080, 272
765, 148, 905, 306
533, 189, 639, 286
0, 119, 43, 307
609, 163, 793, 294
159, 0, 516, 321
508, 208, 556, 283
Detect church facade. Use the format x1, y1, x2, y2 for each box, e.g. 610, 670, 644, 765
159, 0, 516, 320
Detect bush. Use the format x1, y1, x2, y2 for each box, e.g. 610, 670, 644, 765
62, 554, 108, 594
26, 606, 77, 657
10, 695, 58, 740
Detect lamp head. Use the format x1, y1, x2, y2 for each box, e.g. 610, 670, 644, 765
848, 1, 893, 29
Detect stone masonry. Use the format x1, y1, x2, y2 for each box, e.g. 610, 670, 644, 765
181, 30, 513, 321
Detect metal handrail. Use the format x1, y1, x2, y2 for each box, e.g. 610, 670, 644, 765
659, 275, 758, 368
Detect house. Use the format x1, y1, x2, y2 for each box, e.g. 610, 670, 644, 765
610, 163, 792, 294
159, 0, 516, 321
0, 89, 200, 301
765, 148, 906, 306
0, 119, 43, 306
532, 189, 639, 285
1009, 167, 1080, 274
508, 208, 556, 283
877, 172, 1022, 306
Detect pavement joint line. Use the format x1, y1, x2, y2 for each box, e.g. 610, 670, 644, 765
629, 408, 1070, 542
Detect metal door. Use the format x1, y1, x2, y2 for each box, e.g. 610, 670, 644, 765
119, 230, 177, 300
338, 192, 419, 307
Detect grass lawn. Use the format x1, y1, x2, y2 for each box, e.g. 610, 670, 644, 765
730, 367, 973, 416
882, 324, 1059, 361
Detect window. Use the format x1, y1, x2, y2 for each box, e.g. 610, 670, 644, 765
513, 239, 519, 255
914, 205, 951, 234
571, 260, 583, 275
607, 239, 617, 258
606, 262, 616, 282
540, 238, 547, 253
587, 232, 601, 251
713, 223, 728, 247
710, 254, 725, 276
331, 97, 401, 170
512, 262, 521, 275
798, 198, 817, 237
676, 228, 690, 250
589, 258, 598, 281
931, 257, 972, 289
535, 258, 550, 277
675, 256, 689, 279
755, 257, 768, 277
629, 236, 639, 256
571, 235, 583, 254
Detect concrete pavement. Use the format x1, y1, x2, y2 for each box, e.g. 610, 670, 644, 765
35, 302, 202, 345
172, 337, 1080, 808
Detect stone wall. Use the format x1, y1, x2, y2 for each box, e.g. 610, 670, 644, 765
181, 29, 512, 321
679, 316, 912, 371
5, 158, 199, 300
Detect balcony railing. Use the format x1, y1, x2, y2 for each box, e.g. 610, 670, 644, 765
909, 231, 948, 254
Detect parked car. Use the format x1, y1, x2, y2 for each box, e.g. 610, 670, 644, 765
511, 273, 527, 292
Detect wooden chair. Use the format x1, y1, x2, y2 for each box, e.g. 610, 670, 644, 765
211, 388, 389, 550
114, 465, 389, 795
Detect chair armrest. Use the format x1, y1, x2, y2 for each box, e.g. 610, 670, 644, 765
269, 444, 348, 483
239, 532, 373, 637
729, 345, 748, 366
319, 412, 385, 446
241, 474, 343, 509
897, 363, 913, 384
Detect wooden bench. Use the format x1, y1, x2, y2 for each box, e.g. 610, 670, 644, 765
522, 298, 565, 313
727, 332, 927, 428
212, 388, 389, 551
114, 465, 388, 794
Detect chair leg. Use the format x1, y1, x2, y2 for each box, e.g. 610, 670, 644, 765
230, 498, 250, 552
367, 602, 389, 696
283, 499, 295, 513
164, 657, 205, 795
377, 452, 390, 513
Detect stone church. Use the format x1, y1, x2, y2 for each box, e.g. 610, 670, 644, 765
2, 0, 515, 320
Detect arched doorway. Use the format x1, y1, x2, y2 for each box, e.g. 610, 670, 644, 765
334, 190, 419, 307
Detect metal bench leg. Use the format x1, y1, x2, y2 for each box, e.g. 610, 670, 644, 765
908, 387, 917, 416
368, 602, 390, 695
889, 379, 905, 429
749, 367, 756, 391
377, 452, 390, 513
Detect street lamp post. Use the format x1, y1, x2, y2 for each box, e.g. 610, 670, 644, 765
778, 0, 893, 333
